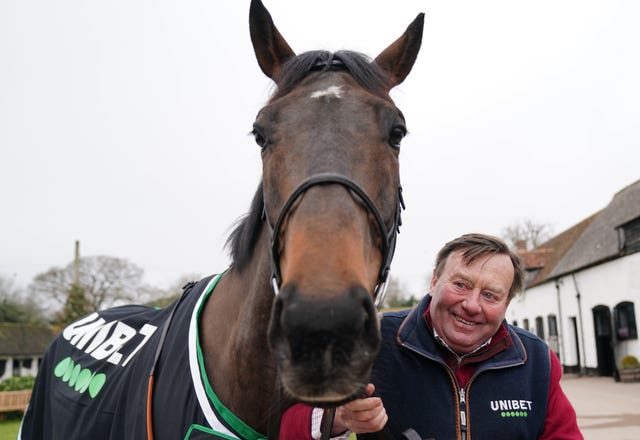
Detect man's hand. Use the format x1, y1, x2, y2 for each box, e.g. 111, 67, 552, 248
331, 384, 388, 435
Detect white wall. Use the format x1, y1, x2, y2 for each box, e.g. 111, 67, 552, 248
0, 356, 41, 382
506, 252, 640, 371
571, 252, 640, 367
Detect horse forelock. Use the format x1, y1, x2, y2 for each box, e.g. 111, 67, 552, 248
270, 50, 389, 101
226, 182, 264, 271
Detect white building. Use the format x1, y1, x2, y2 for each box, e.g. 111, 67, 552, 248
0, 324, 54, 382
507, 179, 640, 376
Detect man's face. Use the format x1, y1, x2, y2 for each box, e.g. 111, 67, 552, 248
429, 250, 514, 355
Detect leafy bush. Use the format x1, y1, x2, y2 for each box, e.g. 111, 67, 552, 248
620, 355, 640, 369
0, 376, 35, 391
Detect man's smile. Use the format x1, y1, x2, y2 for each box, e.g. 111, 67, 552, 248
452, 313, 477, 326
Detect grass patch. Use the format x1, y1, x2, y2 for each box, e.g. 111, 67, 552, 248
0, 417, 20, 440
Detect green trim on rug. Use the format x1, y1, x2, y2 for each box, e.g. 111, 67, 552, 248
194, 273, 267, 440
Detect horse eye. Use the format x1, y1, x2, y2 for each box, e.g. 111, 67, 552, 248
388, 126, 406, 149
252, 128, 267, 149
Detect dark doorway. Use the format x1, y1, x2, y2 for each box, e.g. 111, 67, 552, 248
592, 305, 616, 376
569, 316, 581, 373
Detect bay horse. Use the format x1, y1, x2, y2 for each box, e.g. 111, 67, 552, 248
19, 1, 423, 438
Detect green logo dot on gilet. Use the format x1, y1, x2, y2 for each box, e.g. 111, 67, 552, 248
54, 356, 107, 398
500, 411, 528, 417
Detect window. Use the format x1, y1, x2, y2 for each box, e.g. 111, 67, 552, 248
9, 358, 33, 377
548, 315, 558, 337
614, 301, 637, 340
523, 318, 530, 331
535, 317, 545, 339
618, 216, 640, 254
0, 359, 5, 377
525, 269, 540, 286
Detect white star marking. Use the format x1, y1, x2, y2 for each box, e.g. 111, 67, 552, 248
310, 85, 343, 99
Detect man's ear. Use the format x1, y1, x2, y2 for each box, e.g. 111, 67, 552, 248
430, 272, 438, 290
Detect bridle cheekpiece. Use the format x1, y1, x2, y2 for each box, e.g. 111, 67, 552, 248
263, 172, 404, 308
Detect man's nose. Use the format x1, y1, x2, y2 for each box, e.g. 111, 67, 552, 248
462, 289, 482, 314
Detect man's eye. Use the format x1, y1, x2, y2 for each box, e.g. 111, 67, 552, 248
483, 292, 494, 300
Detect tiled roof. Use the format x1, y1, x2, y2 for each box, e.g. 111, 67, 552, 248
520, 213, 599, 287
550, 179, 640, 278
519, 178, 640, 286
0, 324, 55, 356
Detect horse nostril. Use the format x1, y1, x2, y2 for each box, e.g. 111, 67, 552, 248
270, 285, 380, 367
362, 293, 379, 334
268, 293, 290, 358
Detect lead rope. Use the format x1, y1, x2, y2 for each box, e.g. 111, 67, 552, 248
320, 406, 336, 440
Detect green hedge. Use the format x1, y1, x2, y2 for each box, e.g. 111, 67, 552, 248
0, 376, 35, 391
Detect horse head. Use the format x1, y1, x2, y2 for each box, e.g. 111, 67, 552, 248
249, 0, 423, 406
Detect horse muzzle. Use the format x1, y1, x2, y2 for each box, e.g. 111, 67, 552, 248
268, 283, 380, 405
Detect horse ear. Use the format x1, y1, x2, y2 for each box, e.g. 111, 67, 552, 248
249, 0, 296, 80
374, 13, 425, 90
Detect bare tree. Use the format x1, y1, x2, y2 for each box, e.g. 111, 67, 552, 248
382, 276, 418, 309
30, 256, 145, 322
0, 275, 45, 323
143, 272, 203, 308
501, 219, 554, 251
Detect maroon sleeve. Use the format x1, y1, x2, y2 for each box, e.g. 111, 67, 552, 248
540, 350, 584, 439
279, 403, 315, 440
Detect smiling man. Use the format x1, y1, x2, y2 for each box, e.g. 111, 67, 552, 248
280, 233, 583, 440
429, 240, 516, 356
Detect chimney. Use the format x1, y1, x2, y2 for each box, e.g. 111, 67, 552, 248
516, 240, 528, 253
73, 240, 80, 286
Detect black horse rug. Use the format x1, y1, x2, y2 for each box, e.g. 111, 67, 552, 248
19, 273, 266, 440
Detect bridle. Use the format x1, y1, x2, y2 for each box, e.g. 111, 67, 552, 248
146, 173, 403, 440
264, 172, 404, 439
263, 172, 405, 308
262, 58, 405, 438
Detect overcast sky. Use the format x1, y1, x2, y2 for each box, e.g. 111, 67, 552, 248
2, 0, 639, 297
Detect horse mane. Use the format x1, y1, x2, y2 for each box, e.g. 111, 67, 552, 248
272, 50, 389, 101
226, 50, 389, 271
226, 183, 264, 271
